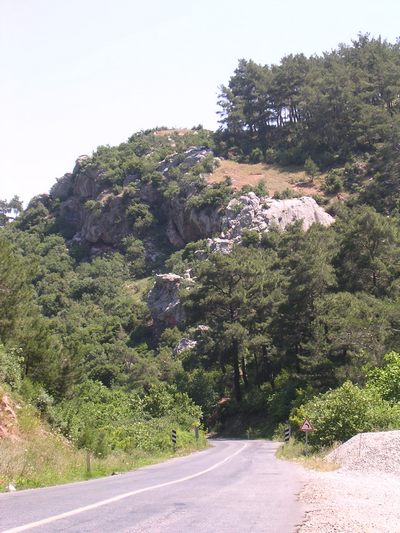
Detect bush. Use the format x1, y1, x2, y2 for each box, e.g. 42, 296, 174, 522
323, 170, 344, 194
304, 157, 319, 179
0, 345, 23, 390
250, 147, 263, 163
54, 380, 202, 455
265, 148, 277, 164
272, 188, 301, 200
292, 381, 400, 447
187, 180, 233, 209
367, 351, 400, 403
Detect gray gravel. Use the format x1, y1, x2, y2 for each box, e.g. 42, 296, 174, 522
298, 430, 400, 532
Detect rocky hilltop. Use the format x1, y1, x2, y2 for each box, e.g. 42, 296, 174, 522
23, 129, 334, 269
50, 146, 219, 252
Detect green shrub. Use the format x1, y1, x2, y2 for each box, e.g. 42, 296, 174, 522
367, 351, 400, 403
187, 180, 233, 209
304, 157, 319, 179
272, 188, 301, 200
265, 148, 277, 164
0, 344, 22, 390
323, 170, 344, 194
292, 381, 400, 447
250, 147, 263, 163
54, 380, 201, 455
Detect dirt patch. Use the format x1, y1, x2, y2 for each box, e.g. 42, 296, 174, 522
153, 128, 191, 137
208, 159, 325, 196
0, 393, 18, 440
299, 431, 400, 532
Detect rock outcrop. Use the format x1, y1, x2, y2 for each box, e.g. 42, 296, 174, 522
147, 274, 188, 333
159, 146, 213, 176
50, 146, 218, 252
163, 147, 222, 247
222, 193, 334, 240
167, 198, 222, 247
174, 338, 197, 354
148, 194, 335, 333
49, 144, 334, 261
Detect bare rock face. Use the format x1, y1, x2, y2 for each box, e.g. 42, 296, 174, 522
167, 198, 222, 247
207, 238, 233, 254
159, 146, 213, 176
222, 193, 334, 240
148, 274, 188, 332
0, 393, 18, 440
163, 146, 222, 247
81, 195, 130, 244
51, 173, 74, 201
174, 338, 197, 354
51, 147, 219, 251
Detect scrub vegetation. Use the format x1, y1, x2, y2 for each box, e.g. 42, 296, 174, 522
2, 35, 400, 488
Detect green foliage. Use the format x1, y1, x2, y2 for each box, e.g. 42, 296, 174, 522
272, 188, 301, 200
241, 178, 268, 197
304, 157, 319, 179
335, 205, 400, 296
293, 381, 400, 447
217, 35, 400, 171
367, 351, 400, 403
0, 196, 22, 227
323, 170, 344, 194
186, 178, 233, 209
0, 344, 23, 390
84, 200, 102, 214
54, 380, 201, 455
126, 201, 154, 233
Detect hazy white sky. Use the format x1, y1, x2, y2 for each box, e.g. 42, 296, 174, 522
1, 0, 400, 204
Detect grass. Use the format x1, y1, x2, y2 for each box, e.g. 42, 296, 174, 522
0, 431, 207, 491
276, 438, 339, 472
208, 159, 326, 196
126, 276, 152, 305
0, 387, 208, 492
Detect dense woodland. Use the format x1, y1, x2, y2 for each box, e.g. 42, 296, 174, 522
1, 35, 400, 451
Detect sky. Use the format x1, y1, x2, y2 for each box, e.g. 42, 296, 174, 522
1, 0, 400, 204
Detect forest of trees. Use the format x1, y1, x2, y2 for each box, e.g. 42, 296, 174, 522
1, 35, 400, 452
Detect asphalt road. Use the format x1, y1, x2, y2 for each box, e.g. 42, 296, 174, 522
0, 439, 307, 533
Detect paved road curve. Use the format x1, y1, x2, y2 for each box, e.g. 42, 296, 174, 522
0, 440, 307, 533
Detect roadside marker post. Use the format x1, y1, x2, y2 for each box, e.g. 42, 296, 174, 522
194, 426, 199, 447
284, 424, 291, 443
86, 450, 91, 476
299, 418, 314, 446
171, 429, 177, 452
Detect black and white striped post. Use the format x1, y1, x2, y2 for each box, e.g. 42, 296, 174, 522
171, 429, 177, 452
284, 424, 291, 443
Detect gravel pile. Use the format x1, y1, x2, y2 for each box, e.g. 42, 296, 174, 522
299, 470, 400, 533
299, 431, 400, 532
325, 430, 400, 475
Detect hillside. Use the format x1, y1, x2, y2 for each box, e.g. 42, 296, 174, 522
208, 159, 323, 197
1, 35, 400, 489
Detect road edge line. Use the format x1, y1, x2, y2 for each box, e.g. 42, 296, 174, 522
3, 442, 248, 532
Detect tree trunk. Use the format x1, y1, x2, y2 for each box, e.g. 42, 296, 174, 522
241, 356, 249, 389
253, 350, 259, 385
232, 339, 242, 402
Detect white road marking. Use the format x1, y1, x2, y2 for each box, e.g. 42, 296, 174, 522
3, 442, 248, 532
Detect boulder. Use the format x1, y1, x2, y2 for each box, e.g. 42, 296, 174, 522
148, 274, 187, 333
222, 193, 334, 239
